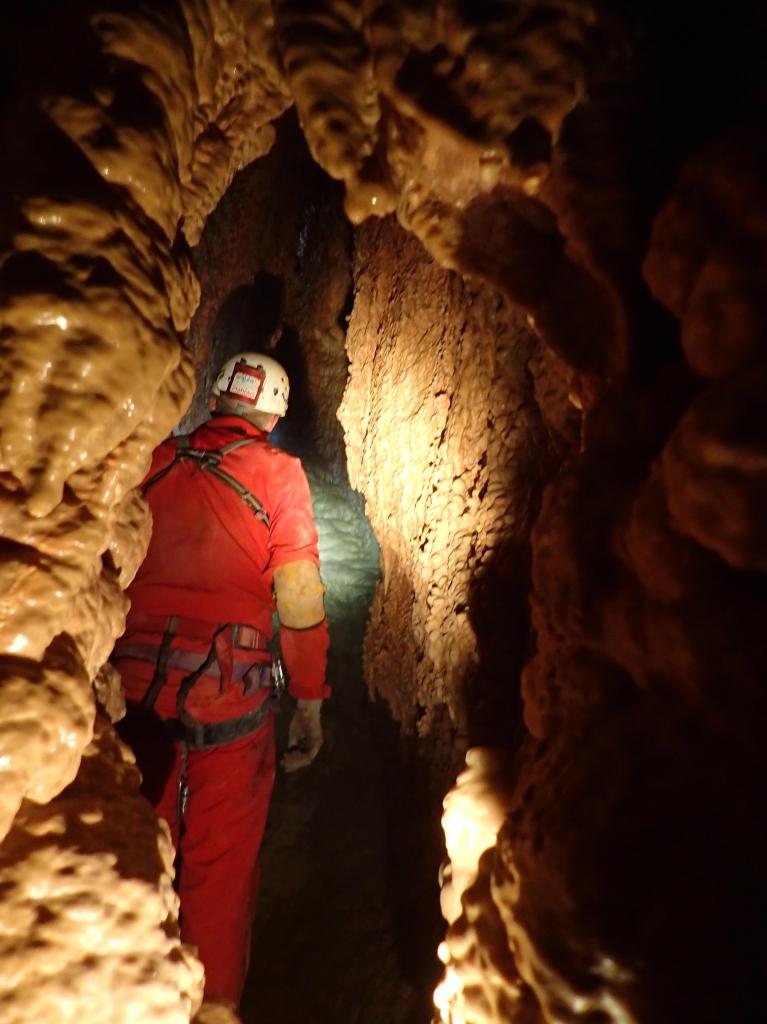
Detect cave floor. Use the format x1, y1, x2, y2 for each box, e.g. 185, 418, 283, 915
241, 617, 443, 1024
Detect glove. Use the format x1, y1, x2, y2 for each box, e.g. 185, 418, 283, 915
281, 699, 323, 773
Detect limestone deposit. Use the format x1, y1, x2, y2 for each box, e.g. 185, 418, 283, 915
0, 2, 763, 1023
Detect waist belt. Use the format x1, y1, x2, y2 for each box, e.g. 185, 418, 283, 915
115, 617, 281, 748
163, 696, 277, 750
113, 642, 271, 686
128, 613, 268, 650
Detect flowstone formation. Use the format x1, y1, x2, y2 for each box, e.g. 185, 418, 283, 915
0, 716, 203, 1023
0, 2, 290, 1019
311, 4, 766, 1024
0, 2, 764, 1022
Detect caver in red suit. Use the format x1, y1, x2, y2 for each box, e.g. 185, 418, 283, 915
112, 351, 329, 1006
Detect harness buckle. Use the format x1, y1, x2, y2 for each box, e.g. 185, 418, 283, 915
270, 649, 287, 699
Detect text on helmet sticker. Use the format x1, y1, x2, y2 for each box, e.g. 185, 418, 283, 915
225, 362, 265, 405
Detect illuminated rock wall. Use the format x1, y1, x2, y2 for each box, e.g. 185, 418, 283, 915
184, 112, 352, 474
340, 215, 560, 741
319, 5, 766, 1023
0, 1, 764, 1022
0, 714, 204, 1023
0, 2, 289, 1020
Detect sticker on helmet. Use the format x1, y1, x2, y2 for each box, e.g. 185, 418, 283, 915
226, 363, 265, 404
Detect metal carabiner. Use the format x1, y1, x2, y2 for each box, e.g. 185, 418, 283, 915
178, 742, 190, 822
271, 649, 287, 699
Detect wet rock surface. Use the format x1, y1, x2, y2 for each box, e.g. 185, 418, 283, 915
0, 2, 765, 1022
0, 715, 204, 1023
0, 2, 291, 1017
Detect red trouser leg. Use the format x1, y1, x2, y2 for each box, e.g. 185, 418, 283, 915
179, 722, 276, 1003
119, 698, 275, 1004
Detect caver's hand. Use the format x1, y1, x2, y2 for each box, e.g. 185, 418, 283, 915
281, 699, 323, 772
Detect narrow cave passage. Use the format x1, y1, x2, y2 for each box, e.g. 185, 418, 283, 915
184, 114, 448, 1022
243, 472, 423, 1023
244, 489, 438, 1023
181, 111, 561, 1020
1, 4, 765, 1023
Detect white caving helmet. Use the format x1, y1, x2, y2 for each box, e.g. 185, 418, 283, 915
211, 351, 289, 417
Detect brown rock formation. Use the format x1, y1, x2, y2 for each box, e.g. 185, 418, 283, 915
0, 714, 203, 1021
0, 2, 290, 1019
184, 111, 352, 472
340, 216, 556, 744
0, 2, 764, 1022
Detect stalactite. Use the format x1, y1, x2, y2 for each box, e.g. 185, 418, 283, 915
272, 0, 383, 207
326, 5, 765, 1023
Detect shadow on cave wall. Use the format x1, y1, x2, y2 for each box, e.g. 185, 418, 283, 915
191, 272, 337, 474
212, 273, 285, 359
462, 358, 567, 753
206, 273, 325, 458
185, 108, 352, 450
272, 323, 317, 458
0, 0, 764, 1019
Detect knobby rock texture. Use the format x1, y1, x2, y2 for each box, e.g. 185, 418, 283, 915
184, 111, 352, 476
340, 216, 562, 748
0, 1, 291, 1020
0, 2, 764, 1024
306, 3, 765, 1024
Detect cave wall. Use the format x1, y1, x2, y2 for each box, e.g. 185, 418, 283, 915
0, 2, 765, 1023
308, 4, 766, 1022
0, 2, 292, 1020
184, 110, 352, 476
340, 216, 565, 750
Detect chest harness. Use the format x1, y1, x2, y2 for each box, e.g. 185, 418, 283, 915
117, 433, 285, 753
143, 433, 271, 526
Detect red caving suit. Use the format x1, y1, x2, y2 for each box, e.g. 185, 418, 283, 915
112, 414, 329, 1003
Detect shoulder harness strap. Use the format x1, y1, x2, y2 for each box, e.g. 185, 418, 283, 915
143, 434, 270, 528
